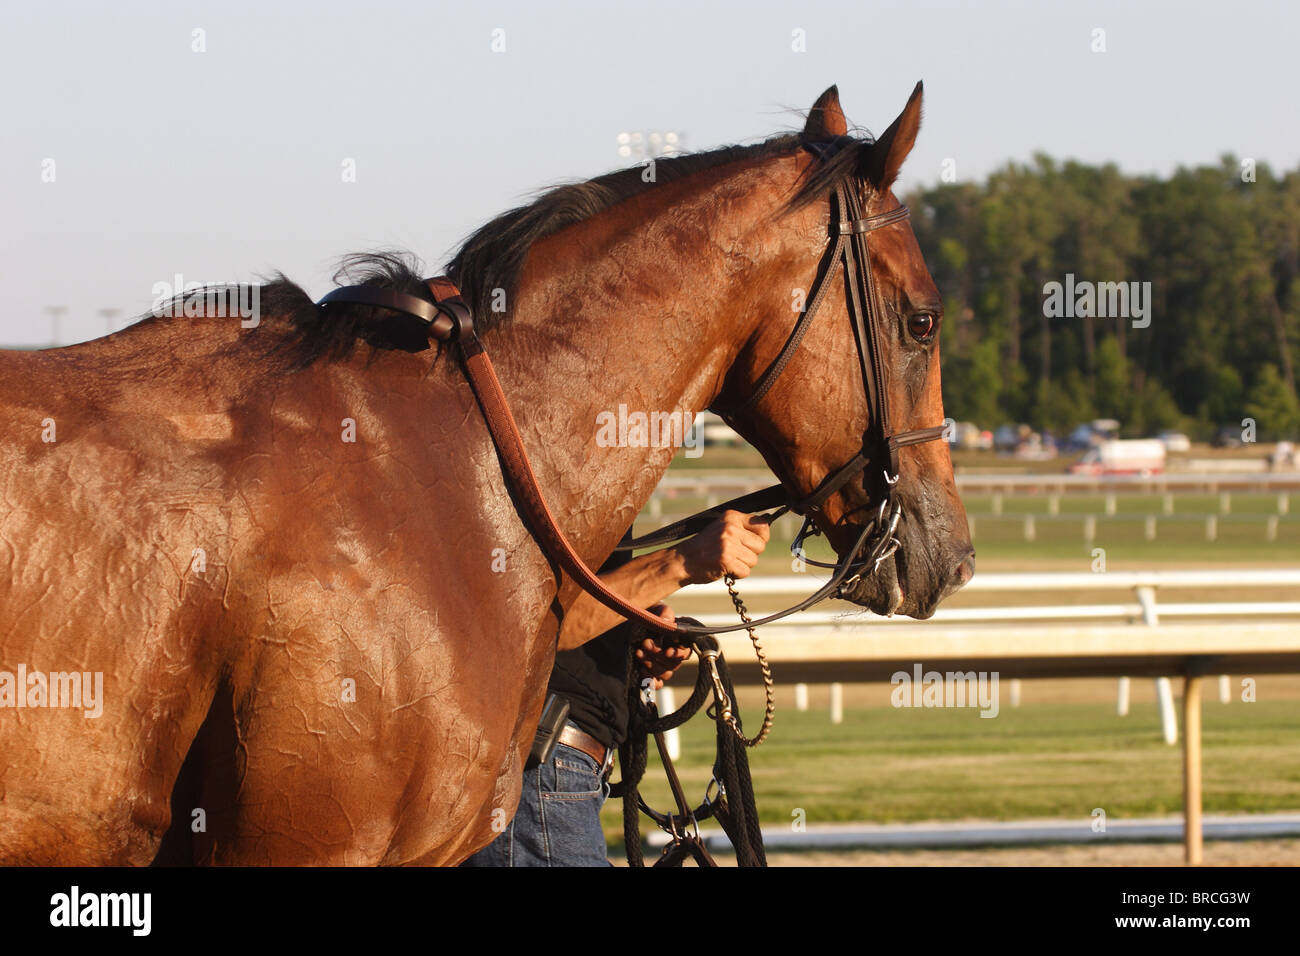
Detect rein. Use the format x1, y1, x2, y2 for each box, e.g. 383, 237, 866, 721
609, 629, 766, 867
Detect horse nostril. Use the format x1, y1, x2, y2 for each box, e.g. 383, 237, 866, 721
952, 551, 976, 587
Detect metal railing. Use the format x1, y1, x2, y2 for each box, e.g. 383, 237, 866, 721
669, 568, 1300, 864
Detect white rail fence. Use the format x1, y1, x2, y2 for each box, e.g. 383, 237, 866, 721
648, 479, 1299, 543
644, 476, 1294, 541
667, 568, 1300, 863
653, 472, 1300, 500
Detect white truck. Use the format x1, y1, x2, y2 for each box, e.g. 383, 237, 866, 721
1069, 439, 1167, 476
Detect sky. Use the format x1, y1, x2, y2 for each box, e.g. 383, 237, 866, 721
2, 0, 1297, 345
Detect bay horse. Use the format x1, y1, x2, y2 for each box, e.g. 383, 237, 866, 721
0, 83, 972, 865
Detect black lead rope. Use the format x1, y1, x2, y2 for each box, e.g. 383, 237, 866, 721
610, 626, 767, 867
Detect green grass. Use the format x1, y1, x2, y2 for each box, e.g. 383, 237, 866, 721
613, 445, 1300, 849
602, 698, 1300, 842
963, 513, 1299, 564
645, 442, 1299, 567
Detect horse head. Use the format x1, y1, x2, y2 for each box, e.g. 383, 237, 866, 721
716, 83, 973, 619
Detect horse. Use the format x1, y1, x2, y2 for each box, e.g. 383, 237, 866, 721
0, 83, 972, 865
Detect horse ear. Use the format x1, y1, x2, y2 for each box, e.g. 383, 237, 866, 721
861, 81, 924, 193
803, 85, 848, 140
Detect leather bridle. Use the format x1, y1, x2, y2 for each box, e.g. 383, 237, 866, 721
316, 142, 946, 637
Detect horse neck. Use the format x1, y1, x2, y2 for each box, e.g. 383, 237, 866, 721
483, 156, 807, 563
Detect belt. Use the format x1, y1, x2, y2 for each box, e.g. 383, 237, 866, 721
557, 723, 615, 777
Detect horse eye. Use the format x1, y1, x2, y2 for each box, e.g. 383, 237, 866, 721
908, 313, 936, 341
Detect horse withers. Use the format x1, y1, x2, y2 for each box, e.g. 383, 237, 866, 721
0, 83, 970, 865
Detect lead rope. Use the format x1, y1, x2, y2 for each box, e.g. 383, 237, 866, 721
612, 626, 767, 867
713, 574, 775, 747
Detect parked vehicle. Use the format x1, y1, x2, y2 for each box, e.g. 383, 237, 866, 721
1090, 419, 1121, 441
946, 421, 993, 450
1065, 424, 1098, 451
993, 424, 1022, 452
1213, 425, 1245, 448
1014, 431, 1058, 460
1064, 419, 1119, 451
1068, 439, 1167, 476
1157, 430, 1192, 453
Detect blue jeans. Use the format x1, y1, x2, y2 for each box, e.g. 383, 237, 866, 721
461, 739, 612, 867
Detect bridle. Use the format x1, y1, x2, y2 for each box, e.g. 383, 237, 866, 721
315, 140, 946, 639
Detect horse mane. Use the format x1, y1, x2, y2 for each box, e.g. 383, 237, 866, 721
445, 130, 872, 329
257, 126, 876, 367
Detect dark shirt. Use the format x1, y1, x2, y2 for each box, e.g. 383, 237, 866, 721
546, 533, 637, 750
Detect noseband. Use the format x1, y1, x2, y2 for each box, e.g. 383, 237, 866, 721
316, 143, 945, 636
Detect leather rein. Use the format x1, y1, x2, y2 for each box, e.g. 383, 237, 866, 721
316, 148, 945, 638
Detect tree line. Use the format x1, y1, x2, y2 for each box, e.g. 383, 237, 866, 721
905, 155, 1300, 440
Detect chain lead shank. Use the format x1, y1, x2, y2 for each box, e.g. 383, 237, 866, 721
712, 573, 775, 747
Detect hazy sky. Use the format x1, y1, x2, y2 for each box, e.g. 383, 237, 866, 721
2, 0, 1297, 345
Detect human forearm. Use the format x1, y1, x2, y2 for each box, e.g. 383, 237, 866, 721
555, 511, 772, 651
556, 548, 688, 651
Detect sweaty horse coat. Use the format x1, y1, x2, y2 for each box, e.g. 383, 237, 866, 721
0, 84, 971, 864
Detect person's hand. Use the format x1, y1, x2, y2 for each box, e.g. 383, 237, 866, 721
672, 510, 772, 586
635, 605, 692, 690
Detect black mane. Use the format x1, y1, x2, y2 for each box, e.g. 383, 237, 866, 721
257, 126, 876, 366
445, 130, 872, 328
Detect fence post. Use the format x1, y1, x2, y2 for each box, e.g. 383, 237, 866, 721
1218, 675, 1230, 704
1136, 585, 1159, 627
1105, 493, 1117, 516
1183, 675, 1203, 865
794, 683, 809, 712
1156, 677, 1178, 745
1023, 515, 1036, 542
829, 683, 843, 725
1205, 515, 1217, 542
658, 686, 681, 760
1008, 679, 1021, 708
1117, 677, 1131, 716
1144, 515, 1157, 541
1137, 586, 1178, 745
